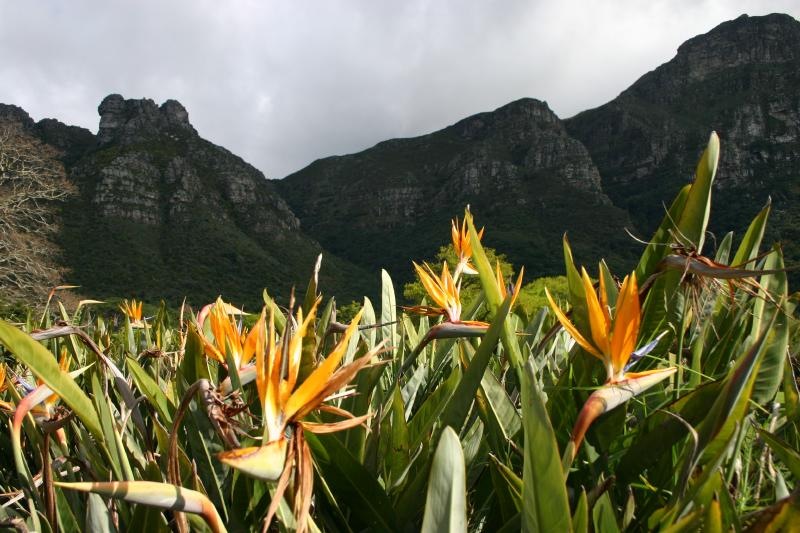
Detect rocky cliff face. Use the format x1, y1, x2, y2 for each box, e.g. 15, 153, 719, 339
565, 13, 800, 261
278, 98, 635, 282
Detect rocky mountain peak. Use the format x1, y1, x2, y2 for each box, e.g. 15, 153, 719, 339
97, 93, 196, 144
0, 104, 35, 129
673, 13, 800, 82
622, 13, 800, 104
450, 97, 558, 140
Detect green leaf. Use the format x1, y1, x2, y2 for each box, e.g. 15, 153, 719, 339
126, 357, 174, 426
0, 320, 103, 440
85, 493, 115, 533
421, 427, 467, 533
731, 198, 771, 267
477, 368, 522, 450
488, 455, 523, 520
572, 490, 589, 533
440, 296, 512, 433
635, 184, 690, 281
408, 365, 461, 448
91, 372, 132, 482
757, 428, 800, 479
520, 361, 571, 532
592, 491, 620, 533
306, 432, 400, 532
674, 131, 719, 253
381, 269, 399, 349
751, 247, 789, 403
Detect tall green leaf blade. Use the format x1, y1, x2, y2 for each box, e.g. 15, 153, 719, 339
635, 184, 690, 281
731, 199, 770, 267
757, 428, 800, 479
440, 296, 512, 433
306, 432, 400, 532
465, 211, 524, 369
751, 247, 789, 403
0, 320, 103, 440
520, 361, 571, 532
381, 269, 399, 349
675, 132, 719, 253
421, 427, 467, 533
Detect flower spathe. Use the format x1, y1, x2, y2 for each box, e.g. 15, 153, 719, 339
546, 267, 676, 459
197, 297, 263, 371
119, 299, 144, 328
452, 216, 484, 278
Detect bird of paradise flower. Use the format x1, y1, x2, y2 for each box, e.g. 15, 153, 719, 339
217, 301, 385, 532
547, 268, 676, 461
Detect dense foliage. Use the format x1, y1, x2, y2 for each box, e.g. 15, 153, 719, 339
0, 133, 798, 532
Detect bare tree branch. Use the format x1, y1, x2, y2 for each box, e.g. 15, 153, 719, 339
0, 122, 75, 303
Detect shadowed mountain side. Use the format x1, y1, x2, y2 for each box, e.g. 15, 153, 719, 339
278, 98, 638, 287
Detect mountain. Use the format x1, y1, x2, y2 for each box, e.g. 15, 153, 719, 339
565, 13, 800, 261
2, 95, 373, 307
277, 98, 637, 285
3, 12, 798, 307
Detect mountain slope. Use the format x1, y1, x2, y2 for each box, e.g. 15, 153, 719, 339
278, 98, 636, 285
10, 95, 373, 307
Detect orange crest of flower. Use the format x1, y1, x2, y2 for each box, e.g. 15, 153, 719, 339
452, 217, 484, 278
119, 299, 143, 323
547, 269, 642, 383
199, 298, 263, 370
407, 261, 463, 322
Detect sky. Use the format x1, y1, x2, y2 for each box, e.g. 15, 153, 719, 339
1, 1, 798, 179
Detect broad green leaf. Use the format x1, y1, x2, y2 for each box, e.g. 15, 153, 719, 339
421, 427, 467, 533
521, 361, 571, 532
91, 373, 132, 482
362, 296, 377, 348
85, 492, 115, 533
477, 367, 522, 450
592, 491, 620, 533
408, 365, 461, 448
0, 320, 102, 440
383, 387, 411, 487
488, 454, 523, 520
